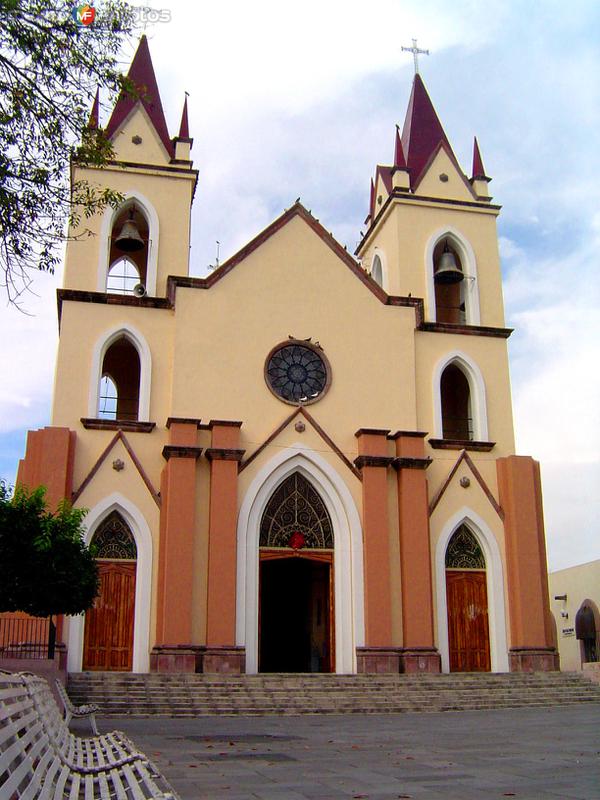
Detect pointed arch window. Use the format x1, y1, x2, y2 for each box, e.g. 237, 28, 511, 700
98, 336, 141, 421
91, 511, 137, 560
445, 525, 485, 569
371, 254, 383, 287
260, 472, 333, 550
441, 363, 473, 440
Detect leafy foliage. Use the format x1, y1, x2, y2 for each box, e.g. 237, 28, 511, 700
0, 482, 98, 616
0, 0, 136, 305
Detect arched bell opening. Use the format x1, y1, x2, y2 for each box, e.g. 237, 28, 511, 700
83, 511, 137, 671
576, 601, 599, 665
258, 471, 335, 673
108, 204, 149, 294
98, 337, 141, 421
433, 238, 465, 324
445, 524, 491, 672
440, 363, 473, 441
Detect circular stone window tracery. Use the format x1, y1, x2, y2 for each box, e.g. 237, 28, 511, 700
265, 340, 331, 405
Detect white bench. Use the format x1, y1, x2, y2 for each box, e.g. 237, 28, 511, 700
0, 671, 180, 799
54, 678, 99, 736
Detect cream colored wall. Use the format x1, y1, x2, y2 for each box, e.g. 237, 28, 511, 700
416, 332, 516, 454
170, 216, 419, 456
549, 560, 600, 671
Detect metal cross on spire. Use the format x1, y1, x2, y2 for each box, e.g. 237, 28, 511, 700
401, 38, 430, 74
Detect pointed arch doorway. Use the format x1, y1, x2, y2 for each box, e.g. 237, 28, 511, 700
445, 524, 491, 672
258, 472, 334, 672
83, 511, 137, 671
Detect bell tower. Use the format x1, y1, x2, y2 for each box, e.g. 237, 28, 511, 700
63, 36, 198, 298
356, 73, 502, 329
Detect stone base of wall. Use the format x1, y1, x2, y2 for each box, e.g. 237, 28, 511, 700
356, 647, 402, 673
509, 647, 559, 672
202, 646, 246, 674
400, 647, 441, 674
582, 661, 600, 684
0, 643, 68, 705
150, 645, 203, 673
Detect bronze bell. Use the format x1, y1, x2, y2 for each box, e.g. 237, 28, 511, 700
434, 241, 463, 284
115, 209, 144, 253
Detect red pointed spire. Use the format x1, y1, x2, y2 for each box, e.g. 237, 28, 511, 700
393, 124, 406, 169
105, 35, 173, 157
401, 74, 454, 188
472, 136, 489, 179
178, 95, 190, 139
88, 88, 100, 129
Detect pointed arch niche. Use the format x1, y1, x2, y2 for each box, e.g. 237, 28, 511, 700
97, 193, 159, 296
370, 249, 386, 289
435, 509, 509, 673
66, 494, 153, 673
425, 228, 480, 325
433, 351, 488, 442
236, 445, 365, 674
88, 324, 152, 422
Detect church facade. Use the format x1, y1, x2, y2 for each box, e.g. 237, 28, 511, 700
17, 37, 558, 675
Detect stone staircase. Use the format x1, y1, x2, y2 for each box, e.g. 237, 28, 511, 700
67, 671, 600, 716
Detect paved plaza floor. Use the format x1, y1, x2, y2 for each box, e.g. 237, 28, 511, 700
85, 705, 600, 799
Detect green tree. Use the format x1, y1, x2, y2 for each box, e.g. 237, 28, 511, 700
0, 483, 98, 617
0, 0, 136, 305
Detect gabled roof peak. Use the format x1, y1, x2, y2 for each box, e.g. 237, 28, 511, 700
400, 73, 454, 189
105, 35, 174, 158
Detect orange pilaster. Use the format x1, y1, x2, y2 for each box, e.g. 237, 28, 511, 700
392, 432, 440, 673
17, 426, 76, 511
497, 455, 558, 671
204, 421, 246, 673
354, 429, 396, 671
153, 419, 202, 671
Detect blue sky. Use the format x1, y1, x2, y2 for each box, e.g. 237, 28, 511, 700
1, 0, 598, 570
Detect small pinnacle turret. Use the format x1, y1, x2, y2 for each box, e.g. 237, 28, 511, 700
471, 137, 489, 181
88, 88, 100, 130
178, 96, 190, 139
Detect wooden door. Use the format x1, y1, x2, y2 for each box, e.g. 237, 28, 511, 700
446, 570, 490, 672
83, 561, 136, 671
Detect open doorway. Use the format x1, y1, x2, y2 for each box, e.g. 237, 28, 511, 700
259, 555, 333, 672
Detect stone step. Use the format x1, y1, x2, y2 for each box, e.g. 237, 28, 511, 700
67, 671, 600, 716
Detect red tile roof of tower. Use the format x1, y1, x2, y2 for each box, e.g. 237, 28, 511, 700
472, 136, 489, 179
105, 35, 174, 158
401, 73, 454, 189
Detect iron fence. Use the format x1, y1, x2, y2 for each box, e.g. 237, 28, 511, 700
0, 615, 55, 659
